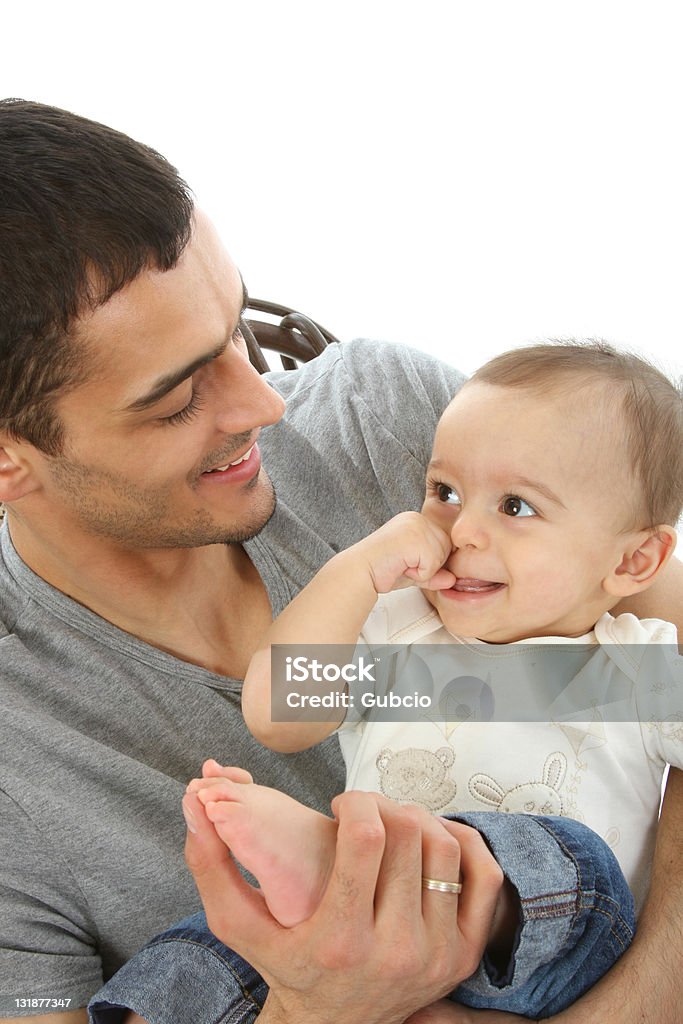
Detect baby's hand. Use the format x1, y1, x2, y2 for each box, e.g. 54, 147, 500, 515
349, 512, 455, 594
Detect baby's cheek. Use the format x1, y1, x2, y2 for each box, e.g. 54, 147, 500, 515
519, 569, 574, 614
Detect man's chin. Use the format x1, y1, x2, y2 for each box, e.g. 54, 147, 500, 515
219, 488, 277, 545
204, 476, 278, 547
124, 480, 278, 550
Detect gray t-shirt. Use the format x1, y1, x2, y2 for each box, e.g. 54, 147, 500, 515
0, 339, 462, 1013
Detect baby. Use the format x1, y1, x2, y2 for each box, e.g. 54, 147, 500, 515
191, 341, 683, 979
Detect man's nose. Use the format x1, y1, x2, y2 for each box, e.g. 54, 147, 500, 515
213, 346, 287, 434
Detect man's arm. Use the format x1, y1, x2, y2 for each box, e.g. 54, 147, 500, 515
0, 791, 103, 1024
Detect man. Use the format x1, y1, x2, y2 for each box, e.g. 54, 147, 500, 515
0, 100, 681, 1024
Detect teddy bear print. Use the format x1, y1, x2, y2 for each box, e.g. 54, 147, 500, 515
468, 751, 567, 816
375, 746, 457, 811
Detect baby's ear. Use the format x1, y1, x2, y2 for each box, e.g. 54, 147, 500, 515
603, 526, 677, 598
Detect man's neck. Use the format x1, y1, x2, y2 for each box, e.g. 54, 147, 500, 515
7, 511, 272, 679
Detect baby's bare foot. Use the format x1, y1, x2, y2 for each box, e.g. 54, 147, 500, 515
195, 776, 337, 927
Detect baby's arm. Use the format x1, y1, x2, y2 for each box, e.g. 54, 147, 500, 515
243, 512, 455, 751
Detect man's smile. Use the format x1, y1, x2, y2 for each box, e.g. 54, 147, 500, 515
199, 442, 262, 485
204, 444, 256, 473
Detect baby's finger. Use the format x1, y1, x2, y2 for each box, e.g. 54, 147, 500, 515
420, 568, 457, 591
404, 555, 442, 583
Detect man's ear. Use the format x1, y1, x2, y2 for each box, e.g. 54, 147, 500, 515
0, 438, 42, 503
603, 526, 678, 598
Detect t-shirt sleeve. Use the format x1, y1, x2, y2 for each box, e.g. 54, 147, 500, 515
641, 642, 683, 769
608, 615, 683, 771
268, 337, 465, 481
0, 789, 103, 1015
339, 338, 466, 462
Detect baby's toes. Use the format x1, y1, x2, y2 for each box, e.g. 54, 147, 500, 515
196, 779, 244, 806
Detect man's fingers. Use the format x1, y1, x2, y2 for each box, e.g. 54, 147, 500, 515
373, 800, 427, 917
418, 814, 463, 928
183, 789, 281, 961
438, 818, 504, 960
318, 790, 386, 925
182, 789, 237, 869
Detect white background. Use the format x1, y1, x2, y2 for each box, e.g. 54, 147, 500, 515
3, 0, 682, 383
2, 2, 678, 792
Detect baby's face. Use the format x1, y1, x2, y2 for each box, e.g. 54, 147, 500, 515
420, 381, 638, 642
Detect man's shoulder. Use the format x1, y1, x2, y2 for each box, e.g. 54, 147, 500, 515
267, 338, 465, 410
265, 339, 465, 461
0, 524, 22, 638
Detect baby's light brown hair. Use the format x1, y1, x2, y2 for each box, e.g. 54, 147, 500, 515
468, 340, 683, 530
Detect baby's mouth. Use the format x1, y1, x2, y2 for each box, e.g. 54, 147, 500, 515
451, 578, 505, 593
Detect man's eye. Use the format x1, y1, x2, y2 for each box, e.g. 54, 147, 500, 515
161, 389, 204, 426
437, 483, 462, 506
501, 495, 536, 517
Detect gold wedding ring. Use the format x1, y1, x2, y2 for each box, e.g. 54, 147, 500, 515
421, 876, 463, 894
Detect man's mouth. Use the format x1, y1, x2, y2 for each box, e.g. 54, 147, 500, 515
204, 445, 255, 473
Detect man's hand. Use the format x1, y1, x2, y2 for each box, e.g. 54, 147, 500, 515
183, 782, 503, 1024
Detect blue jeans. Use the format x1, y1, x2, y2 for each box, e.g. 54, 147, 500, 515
89, 814, 635, 1023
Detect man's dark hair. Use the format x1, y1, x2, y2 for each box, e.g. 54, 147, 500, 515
0, 99, 195, 453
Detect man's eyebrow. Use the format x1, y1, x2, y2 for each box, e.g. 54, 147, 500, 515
123, 342, 228, 413
124, 280, 250, 414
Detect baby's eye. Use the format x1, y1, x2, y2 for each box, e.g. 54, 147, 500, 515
501, 495, 537, 517
436, 483, 462, 506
